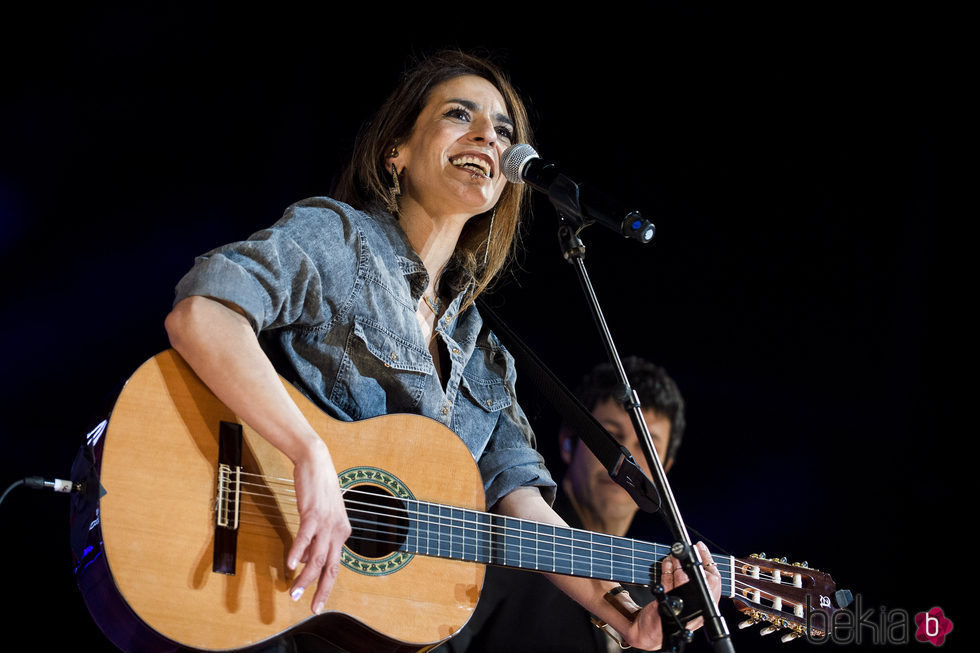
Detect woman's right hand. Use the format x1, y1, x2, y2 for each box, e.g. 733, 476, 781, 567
166, 296, 353, 613
286, 437, 352, 614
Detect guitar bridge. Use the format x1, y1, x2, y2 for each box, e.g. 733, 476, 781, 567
213, 421, 242, 575
216, 464, 241, 529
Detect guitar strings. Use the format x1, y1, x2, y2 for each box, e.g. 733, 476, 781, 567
218, 504, 805, 619
229, 470, 765, 585
217, 491, 807, 619
215, 476, 803, 600
224, 480, 687, 573
228, 483, 759, 590
222, 478, 793, 589
221, 503, 798, 619
234, 485, 740, 584
224, 499, 712, 585
226, 516, 801, 621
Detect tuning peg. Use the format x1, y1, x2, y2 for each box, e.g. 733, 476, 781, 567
781, 632, 801, 643
738, 619, 758, 630
760, 625, 779, 636
792, 560, 809, 568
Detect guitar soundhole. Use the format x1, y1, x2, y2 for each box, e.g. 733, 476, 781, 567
344, 484, 407, 559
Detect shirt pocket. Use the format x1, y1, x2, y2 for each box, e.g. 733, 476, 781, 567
453, 354, 514, 456
329, 317, 435, 420
460, 368, 513, 414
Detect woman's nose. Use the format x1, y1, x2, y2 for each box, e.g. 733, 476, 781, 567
469, 115, 497, 145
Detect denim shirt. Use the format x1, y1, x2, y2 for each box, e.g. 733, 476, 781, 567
174, 197, 555, 509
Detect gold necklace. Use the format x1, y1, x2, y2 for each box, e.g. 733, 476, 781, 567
422, 294, 441, 315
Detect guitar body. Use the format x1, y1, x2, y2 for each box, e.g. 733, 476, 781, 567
73, 350, 486, 652
71, 350, 848, 651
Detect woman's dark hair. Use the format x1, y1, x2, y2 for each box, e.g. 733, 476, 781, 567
333, 49, 534, 310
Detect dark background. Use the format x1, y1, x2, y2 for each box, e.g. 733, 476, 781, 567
1, 5, 958, 652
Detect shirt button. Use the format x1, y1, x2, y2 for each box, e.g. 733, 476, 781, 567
389, 352, 399, 361
452, 347, 460, 354
441, 405, 450, 416
485, 399, 494, 407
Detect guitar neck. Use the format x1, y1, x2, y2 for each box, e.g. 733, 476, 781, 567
399, 500, 734, 596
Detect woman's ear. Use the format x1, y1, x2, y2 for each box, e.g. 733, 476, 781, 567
386, 143, 404, 175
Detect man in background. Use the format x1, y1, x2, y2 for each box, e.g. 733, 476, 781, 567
445, 356, 686, 652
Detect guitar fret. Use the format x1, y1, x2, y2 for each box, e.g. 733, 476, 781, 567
457, 507, 472, 561
538, 523, 555, 571
593, 531, 612, 580
510, 517, 522, 568
517, 517, 523, 569
573, 530, 590, 578
587, 531, 594, 578
627, 540, 637, 581
438, 504, 447, 559
432, 505, 445, 558
520, 519, 533, 569
414, 501, 424, 556
488, 514, 503, 566
425, 502, 433, 557
421, 502, 428, 556
531, 524, 541, 569
474, 511, 491, 564
438, 504, 449, 558
713, 553, 734, 598
634, 541, 658, 585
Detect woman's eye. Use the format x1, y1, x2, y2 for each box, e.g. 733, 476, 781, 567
446, 105, 513, 141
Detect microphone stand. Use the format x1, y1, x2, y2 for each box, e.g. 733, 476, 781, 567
552, 207, 735, 653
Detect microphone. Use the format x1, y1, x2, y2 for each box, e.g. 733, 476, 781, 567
502, 143, 655, 244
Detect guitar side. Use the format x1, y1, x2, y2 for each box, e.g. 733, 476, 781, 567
89, 349, 486, 652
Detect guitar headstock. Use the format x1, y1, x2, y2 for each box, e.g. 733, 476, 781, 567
730, 553, 852, 643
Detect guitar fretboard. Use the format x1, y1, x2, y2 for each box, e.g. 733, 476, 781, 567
404, 501, 734, 596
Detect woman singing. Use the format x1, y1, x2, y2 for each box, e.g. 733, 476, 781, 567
165, 49, 719, 651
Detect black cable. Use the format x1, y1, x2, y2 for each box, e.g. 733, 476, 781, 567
0, 479, 26, 507
0, 475, 81, 507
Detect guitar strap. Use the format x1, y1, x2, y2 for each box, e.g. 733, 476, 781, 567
477, 299, 661, 513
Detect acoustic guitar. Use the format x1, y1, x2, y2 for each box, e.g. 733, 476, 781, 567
70, 350, 848, 652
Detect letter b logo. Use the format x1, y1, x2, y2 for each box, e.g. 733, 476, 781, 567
915, 607, 953, 647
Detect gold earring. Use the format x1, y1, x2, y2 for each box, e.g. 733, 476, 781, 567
390, 146, 399, 158
482, 208, 496, 266
386, 163, 402, 215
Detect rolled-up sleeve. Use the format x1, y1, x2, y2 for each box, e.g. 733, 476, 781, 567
173, 199, 358, 332
477, 342, 556, 509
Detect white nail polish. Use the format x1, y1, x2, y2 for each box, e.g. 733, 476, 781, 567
291, 587, 304, 601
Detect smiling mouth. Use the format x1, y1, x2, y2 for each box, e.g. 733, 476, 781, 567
449, 155, 493, 179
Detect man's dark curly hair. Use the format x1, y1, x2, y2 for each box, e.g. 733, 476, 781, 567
573, 356, 686, 464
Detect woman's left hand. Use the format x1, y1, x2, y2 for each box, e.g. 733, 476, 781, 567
625, 541, 723, 649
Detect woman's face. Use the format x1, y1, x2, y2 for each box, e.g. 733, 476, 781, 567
391, 74, 514, 221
